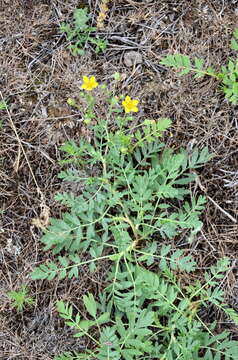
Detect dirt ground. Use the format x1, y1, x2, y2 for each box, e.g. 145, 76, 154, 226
0, 0, 238, 359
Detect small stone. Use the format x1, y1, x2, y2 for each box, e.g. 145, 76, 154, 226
124, 51, 143, 67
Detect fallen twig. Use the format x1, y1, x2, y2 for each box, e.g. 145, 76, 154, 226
207, 195, 237, 223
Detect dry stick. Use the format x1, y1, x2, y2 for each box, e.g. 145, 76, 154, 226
0, 91, 42, 198
1, 92, 50, 263
195, 174, 237, 223
207, 195, 237, 223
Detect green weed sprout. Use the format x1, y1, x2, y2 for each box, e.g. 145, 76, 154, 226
0, 100, 7, 110
160, 28, 238, 104
0, 100, 7, 129
31, 75, 238, 359
7, 286, 35, 312
60, 7, 107, 56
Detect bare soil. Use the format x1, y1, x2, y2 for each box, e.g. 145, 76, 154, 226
0, 0, 238, 359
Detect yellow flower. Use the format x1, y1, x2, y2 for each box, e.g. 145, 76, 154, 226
81, 76, 98, 91
122, 96, 139, 113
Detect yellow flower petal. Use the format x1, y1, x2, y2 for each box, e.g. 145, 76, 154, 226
81, 76, 98, 91
132, 100, 139, 106
122, 96, 139, 113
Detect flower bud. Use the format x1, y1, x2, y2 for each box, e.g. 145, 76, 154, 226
67, 98, 76, 106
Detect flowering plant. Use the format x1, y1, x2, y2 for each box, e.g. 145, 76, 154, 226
31, 76, 237, 360
67, 74, 140, 129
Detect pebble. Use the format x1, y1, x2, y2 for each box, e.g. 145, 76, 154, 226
124, 51, 143, 67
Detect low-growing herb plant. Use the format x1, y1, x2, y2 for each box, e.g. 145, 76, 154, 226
55, 258, 238, 360
160, 28, 238, 104
7, 285, 35, 312
60, 7, 107, 56
31, 75, 238, 359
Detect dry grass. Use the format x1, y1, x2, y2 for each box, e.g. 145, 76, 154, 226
0, 0, 238, 358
